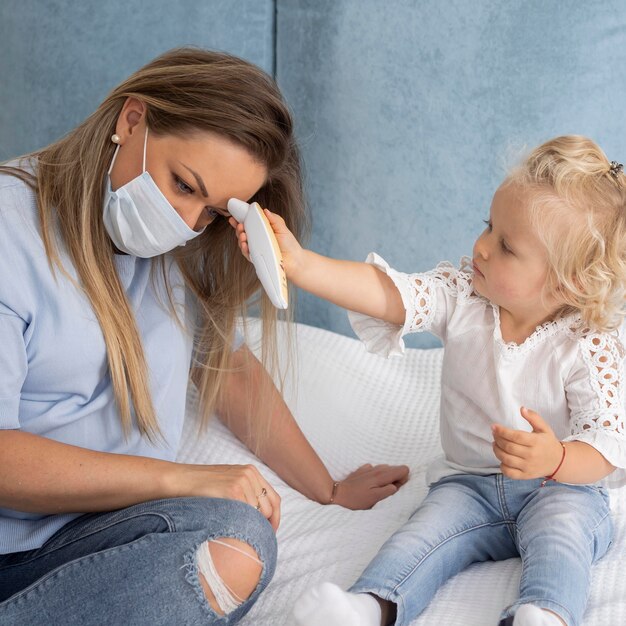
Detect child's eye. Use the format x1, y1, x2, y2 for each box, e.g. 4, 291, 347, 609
173, 174, 194, 195
500, 239, 512, 254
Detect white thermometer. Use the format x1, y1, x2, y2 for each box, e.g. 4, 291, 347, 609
227, 198, 289, 309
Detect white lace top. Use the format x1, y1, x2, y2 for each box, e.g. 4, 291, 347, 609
348, 254, 626, 486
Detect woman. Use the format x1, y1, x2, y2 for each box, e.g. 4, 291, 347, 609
0, 48, 409, 625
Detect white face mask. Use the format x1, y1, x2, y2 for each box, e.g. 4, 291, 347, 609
103, 126, 204, 258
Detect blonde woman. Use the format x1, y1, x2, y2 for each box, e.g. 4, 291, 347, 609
0, 48, 409, 625
232, 136, 626, 626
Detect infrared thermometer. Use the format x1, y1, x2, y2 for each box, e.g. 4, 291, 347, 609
227, 198, 289, 309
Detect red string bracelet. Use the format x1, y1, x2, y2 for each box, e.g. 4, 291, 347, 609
540, 442, 566, 487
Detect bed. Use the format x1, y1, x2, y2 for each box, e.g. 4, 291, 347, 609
177, 320, 626, 626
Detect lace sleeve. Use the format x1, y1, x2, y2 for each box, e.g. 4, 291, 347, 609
564, 331, 626, 468
347, 253, 475, 357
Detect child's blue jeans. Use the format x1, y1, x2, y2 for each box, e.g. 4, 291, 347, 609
0, 496, 277, 625
350, 473, 612, 626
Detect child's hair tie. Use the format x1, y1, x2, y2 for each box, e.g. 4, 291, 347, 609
609, 161, 623, 178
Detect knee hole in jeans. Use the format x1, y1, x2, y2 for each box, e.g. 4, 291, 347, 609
196, 537, 263, 616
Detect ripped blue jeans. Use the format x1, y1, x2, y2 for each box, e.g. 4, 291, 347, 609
0, 497, 276, 625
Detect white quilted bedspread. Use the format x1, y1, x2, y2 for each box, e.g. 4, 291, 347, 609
177, 321, 626, 626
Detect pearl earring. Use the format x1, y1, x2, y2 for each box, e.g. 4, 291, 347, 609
111, 134, 121, 144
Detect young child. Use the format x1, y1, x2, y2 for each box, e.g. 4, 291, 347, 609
232, 136, 626, 626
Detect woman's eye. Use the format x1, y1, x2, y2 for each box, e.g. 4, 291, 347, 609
174, 175, 194, 195
483, 219, 492, 232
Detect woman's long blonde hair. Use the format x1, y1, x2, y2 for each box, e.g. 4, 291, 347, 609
1, 48, 308, 444
507, 135, 626, 332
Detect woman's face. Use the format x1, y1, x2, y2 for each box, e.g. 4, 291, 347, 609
109, 99, 268, 231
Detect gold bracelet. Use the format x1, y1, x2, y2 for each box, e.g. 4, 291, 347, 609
328, 480, 340, 504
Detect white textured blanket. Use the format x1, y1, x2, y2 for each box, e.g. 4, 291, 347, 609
177, 321, 626, 626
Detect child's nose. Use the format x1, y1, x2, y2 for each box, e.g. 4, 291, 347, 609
474, 234, 489, 260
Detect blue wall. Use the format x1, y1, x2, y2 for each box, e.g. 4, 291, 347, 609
2, 1, 626, 348
276, 0, 626, 347
0, 0, 274, 159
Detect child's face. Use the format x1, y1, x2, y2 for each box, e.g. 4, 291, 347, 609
472, 183, 559, 320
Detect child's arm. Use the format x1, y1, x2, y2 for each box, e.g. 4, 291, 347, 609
293, 250, 406, 325
492, 407, 616, 484
231, 210, 406, 325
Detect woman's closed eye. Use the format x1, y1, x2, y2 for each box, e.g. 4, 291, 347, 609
173, 173, 194, 195
483, 219, 492, 232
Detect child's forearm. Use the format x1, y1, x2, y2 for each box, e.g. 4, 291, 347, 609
290, 249, 406, 325
555, 441, 615, 484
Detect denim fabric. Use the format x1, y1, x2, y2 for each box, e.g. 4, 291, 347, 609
350, 474, 612, 626
0, 497, 277, 625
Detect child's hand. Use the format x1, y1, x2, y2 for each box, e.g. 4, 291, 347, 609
228, 209, 305, 279
492, 407, 564, 480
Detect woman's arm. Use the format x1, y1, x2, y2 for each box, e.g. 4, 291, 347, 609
231, 212, 406, 325
215, 345, 409, 509
0, 429, 281, 529
0, 430, 173, 513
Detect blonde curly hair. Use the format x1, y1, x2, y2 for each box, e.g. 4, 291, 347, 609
507, 135, 626, 332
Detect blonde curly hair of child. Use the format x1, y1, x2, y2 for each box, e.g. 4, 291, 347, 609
506, 135, 626, 333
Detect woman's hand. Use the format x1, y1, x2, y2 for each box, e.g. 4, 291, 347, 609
168, 463, 281, 531
229, 208, 305, 278
330, 463, 410, 510
492, 406, 564, 481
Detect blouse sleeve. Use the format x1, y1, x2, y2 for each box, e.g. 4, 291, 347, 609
0, 303, 27, 429
347, 253, 475, 358
564, 331, 626, 468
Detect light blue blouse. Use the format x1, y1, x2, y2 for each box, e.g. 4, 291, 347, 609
0, 165, 206, 553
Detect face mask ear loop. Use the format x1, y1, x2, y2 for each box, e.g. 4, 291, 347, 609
107, 144, 120, 176
142, 125, 149, 173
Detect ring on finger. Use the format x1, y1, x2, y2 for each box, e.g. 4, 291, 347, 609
255, 488, 268, 511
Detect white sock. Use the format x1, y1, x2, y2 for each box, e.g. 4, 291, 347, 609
292, 582, 382, 626
513, 604, 565, 626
